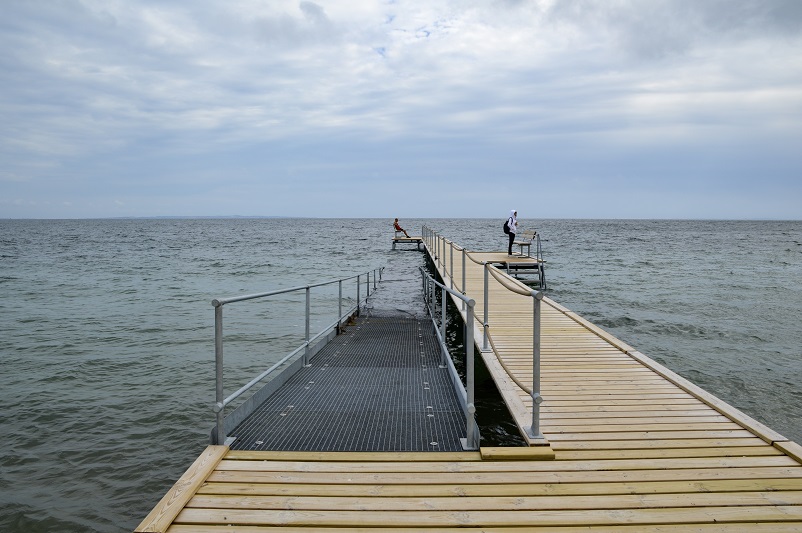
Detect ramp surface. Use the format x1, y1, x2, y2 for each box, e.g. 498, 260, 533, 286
229, 314, 467, 451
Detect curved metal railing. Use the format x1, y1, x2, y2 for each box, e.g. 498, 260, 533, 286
211, 267, 384, 445
422, 225, 544, 440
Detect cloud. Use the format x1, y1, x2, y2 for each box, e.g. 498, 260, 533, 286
0, 0, 800, 218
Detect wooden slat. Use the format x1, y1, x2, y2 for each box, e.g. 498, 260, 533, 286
185, 491, 802, 511
213, 455, 800, 474
166, 525, 802, 533
196, 477, 802, 498
207, 465, 802, 485
172, 505, 802, 528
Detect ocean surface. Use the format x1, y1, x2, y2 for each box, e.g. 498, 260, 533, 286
1, 217, 800, 532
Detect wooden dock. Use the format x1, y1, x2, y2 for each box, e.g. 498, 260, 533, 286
392, 235, 423, 250
136, 230, 802, 532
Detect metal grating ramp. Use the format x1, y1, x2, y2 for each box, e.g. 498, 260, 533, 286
229, 315, 467, 452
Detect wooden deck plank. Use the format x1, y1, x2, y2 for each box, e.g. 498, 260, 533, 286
207, 465, 802, 485
213, 455, 800, 473
196, 477, 802, 498
173, 505, 802, 528
185, 491, 802, 511
167, 525, 802, 533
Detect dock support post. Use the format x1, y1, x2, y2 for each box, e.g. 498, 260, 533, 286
214, 304, 225, 445
483, 263, 489, 351
528, 291, 544, 439
356, 275, 360, 317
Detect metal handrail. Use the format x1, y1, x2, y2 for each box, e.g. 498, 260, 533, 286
211, 267, 384, 445
419, 265, 480, 450
423, 225, 544, 440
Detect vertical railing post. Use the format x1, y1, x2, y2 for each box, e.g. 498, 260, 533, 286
214, 303, 225, 445
356, 275, 361, 316
483, 262, 489, 351
367, 271, 370, 299
465, 299, 478, 450
461, 248, 466, 311
303, 286, 311, 366
529, 291, 544, 439
338, 279, 343, 331
449, 242, 454, 290
440, 285, 447, 345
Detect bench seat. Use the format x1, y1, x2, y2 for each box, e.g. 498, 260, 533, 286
513, 230, 537, 256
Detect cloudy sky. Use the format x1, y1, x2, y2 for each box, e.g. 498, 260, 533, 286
2, 0, 801, 219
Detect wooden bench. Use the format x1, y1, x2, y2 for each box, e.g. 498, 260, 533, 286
513, 229, 537, 256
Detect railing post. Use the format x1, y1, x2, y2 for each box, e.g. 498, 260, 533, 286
338, 279, 343, 332
214, 303, 225, 445
483, 262, 489, 351
529, 291, 544, 439
303, 286, 311, 366
356, 274, 361, 316
461, 248, 466, 311
367, 271, 370, 299
449, 242, 454, 290
465, 299, 479, 450
440, 285, 447, 346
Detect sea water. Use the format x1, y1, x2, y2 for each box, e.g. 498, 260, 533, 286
1, 217, 800, 532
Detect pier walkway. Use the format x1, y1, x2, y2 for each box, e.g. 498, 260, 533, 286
136, 229, 802, 532
226, 312, 467, 452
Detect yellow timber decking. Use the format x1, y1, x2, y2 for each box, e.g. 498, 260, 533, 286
136, 233, 802, 532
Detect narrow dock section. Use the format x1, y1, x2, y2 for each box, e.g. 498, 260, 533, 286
227, 314, 466, 452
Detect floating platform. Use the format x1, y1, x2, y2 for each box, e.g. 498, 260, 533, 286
391, 235, 423, 250
136, 229, 802, 532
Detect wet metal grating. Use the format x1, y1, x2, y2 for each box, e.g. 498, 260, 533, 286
229, 316, 467, 452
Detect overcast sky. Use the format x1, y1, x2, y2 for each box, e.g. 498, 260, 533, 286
2, 0, 801, 219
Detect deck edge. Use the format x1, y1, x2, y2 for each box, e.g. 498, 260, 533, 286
134, 445, 229, 533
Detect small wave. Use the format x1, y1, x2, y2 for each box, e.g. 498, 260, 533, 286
596, 315, 640, 328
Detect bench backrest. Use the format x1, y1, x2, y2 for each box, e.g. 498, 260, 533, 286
517, 230, 537, 241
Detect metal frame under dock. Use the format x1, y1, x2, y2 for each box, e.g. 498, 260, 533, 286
136, 227, 802, 532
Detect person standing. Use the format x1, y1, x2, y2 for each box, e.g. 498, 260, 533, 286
507, 209, 517, 255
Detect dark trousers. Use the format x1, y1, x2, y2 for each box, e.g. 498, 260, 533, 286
508, 232, 515, 255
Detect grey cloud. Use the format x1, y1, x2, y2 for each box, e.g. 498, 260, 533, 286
299, 2, 328, 25
546, 0, 802, 61
253, 2, 338, 47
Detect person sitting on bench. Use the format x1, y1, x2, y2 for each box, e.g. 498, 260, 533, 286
393, 218, 410, 238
